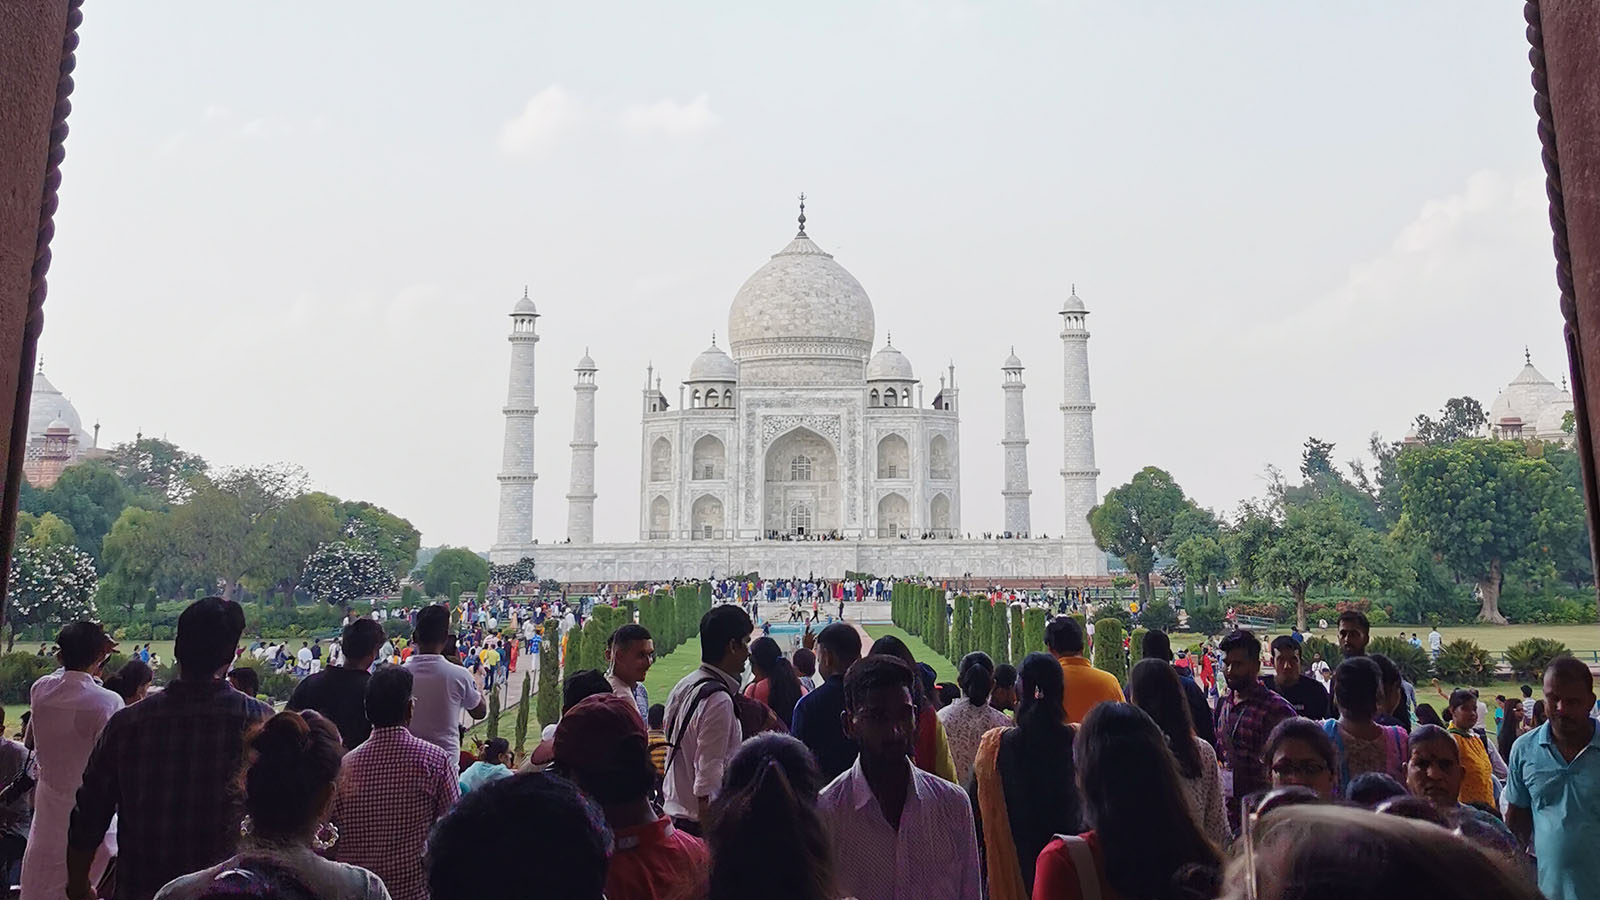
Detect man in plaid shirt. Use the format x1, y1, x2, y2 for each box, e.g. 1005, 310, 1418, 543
67, 598, 272, 900
332, 663, 459, 900
1214, 629, 1296, 834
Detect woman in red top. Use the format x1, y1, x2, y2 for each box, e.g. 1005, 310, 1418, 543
743, 636, 808, 728
1033, 703, 1220, 900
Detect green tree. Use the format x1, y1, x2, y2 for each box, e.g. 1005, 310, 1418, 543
491, 557, 537, 592
1088, 467, 1187, 603
513, 674, 532, 758
425, 549, 490, 599
334, 499, 422, 580
1300, 437, 1338, 480
244, 493, 341, 604
33, 461, 128, 560
1399, 439, 1581, 623
1252, 497, 1379, 631
27, 512, 77, 551
537, 621, 562, 728
1413, 397, 1487, 446
98, 507, 169, 615
1091, 618, 1127, 683
107, 437, 209, 504
485, 687, 501, 741
1174, 534, 1230, 603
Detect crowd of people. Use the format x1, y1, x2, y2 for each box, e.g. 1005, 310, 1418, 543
0, 595, 1594, 900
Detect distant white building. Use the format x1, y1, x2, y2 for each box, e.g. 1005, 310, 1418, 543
490, 201, 1108, 581
22, 361, 100, 488
1486, 349, 1574, 442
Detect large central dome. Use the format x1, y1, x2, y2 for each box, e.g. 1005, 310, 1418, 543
727, 229, 875, 366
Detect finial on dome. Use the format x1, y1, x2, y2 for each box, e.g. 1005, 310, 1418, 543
796, 192, 807, 237
1525, 345, 1531, 365
523, 285, 530, 300
35, 356, 43, 375
711, 332, 717, 348
886, 331, 892, 347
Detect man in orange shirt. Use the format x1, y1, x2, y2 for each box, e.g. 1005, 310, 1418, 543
1045, 617, 1124, 724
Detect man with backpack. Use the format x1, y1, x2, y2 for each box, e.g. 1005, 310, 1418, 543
660, 604, 754, 836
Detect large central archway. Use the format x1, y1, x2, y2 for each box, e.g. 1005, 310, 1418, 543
763, 427, 839, 536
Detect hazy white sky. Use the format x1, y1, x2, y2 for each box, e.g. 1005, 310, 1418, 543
44, 1, 1560, 549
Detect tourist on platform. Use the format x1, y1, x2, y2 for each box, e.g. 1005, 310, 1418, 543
290, 617, 386, 750
817, 655, 980, 900
1215, 629, 1297, 831
606, 624, 654, 722
1442, 688, 1496, 810
662, 605, 754, 835
104, 659, 153, 705
555, 693, 708, 900
1045, 616, 1123, 725
990, 663, 1019, 714
68, 598, 273, 900
938, 651, 1012, 785
971, 653, 1082, 900
1262, 635, 1329, 720
744, 636, 807, 728
868, 635, 957, 781
152, 710, 388, 900
707, 734, 829, 900
1143, 630, 1215, 748
426, 773, 612, 900
329, 664, 457, 900
22, 621, 122, 900
1127, 659, 1229, 848
790, 622, 862, 781
1033, 702, 1221, 900
1218, 804, 1541, 900
457, 738, 513, 795
1263, 717, 1337, 800
1323, 656, 1409, 794
1404, 724, 1519, 864
404, 605, 486, 763
1506, 655, 1600, 900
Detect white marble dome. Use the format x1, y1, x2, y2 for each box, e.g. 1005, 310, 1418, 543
687, 341, 738, 382
1535, 397, 1572, 437
1003, 348, 1023, 369
727, 232, 875, 362
1488, 360, 1567, 428
866, 343, 915, 381
27, 369, 87, 443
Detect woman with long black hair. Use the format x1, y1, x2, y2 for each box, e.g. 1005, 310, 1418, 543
1033, 702, 1220, 900
743, 636, 808, 728
707, 733, 836, 900
938, 651, 1012, 784
971, 652, 1083, 900
1127, 659, 1229, 848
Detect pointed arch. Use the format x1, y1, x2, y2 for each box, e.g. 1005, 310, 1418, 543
650, 437, 672, 481
692, 434, 726, 480
876, 433, 909, 480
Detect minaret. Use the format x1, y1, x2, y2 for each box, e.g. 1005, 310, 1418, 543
1001, 349, 1031, 536
1059, 286, 1102, 570
493, 287, 540, 556
566, 351, 598, 544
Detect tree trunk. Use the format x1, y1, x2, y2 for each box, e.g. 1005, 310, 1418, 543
1477, 560, 1508, 624
1136, 572, 1153, 605
1294, 585, 1309, 632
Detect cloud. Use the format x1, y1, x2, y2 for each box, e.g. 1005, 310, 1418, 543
498, 86, 580, 157
619, 93, 721, 138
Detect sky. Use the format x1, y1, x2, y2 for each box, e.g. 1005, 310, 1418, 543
42, 1, 1562, 550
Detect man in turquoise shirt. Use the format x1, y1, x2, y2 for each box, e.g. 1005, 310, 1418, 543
1506, 656, 1600, 900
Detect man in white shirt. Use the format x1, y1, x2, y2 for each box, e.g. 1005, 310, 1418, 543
404, 605, 486, 763
818, 654, 980, 900
1428, 626, 1443, 658
661, 605, 753, 835
605, 624, 654, 721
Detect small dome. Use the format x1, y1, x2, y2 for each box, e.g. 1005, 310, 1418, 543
45, 418, 70, 432
576, 351, 596, 371
866, 343, 915, 382
1061, 286, 1086, 313
512, 287, 538, 316
1002, 347, 1023, 369
687, 341, 738, 382
26, 367, 89, 444
1488, 356, 1566, 428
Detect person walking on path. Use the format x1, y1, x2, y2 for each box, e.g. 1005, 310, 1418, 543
661, 605, 753, 835
1214, 629, 1297, 833
1506, 656, 1600, 900
403, 605, 486, 763
21, 622, 123, 900
289, 617, 385, 750
790, 622, 862, 781
67, 598, 273, 900
817, 655, 980, 900
1045, 617, 1122, 725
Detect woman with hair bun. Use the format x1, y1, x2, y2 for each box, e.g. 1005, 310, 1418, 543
938, 651, 1011, 785
153, 711, 389, 900
707, 733, 836, 900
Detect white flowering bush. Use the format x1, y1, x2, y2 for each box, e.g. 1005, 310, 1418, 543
9, 543, 98, 630
302, 541, 394, 607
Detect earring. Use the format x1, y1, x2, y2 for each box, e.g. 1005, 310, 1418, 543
239, 815, 254, 837
311, 821, 339, 851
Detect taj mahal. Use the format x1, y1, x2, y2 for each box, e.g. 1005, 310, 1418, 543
489, 201, 1108, 581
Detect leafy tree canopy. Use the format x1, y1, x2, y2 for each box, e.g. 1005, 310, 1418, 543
1089, 467, 1188, 601
423, 548, 490, 599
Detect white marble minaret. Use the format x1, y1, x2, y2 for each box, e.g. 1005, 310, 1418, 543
566, 351, 598, 543
492, 288, 540, 555
1059, 287, 1105, 573
1000, 349, 1032, 536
